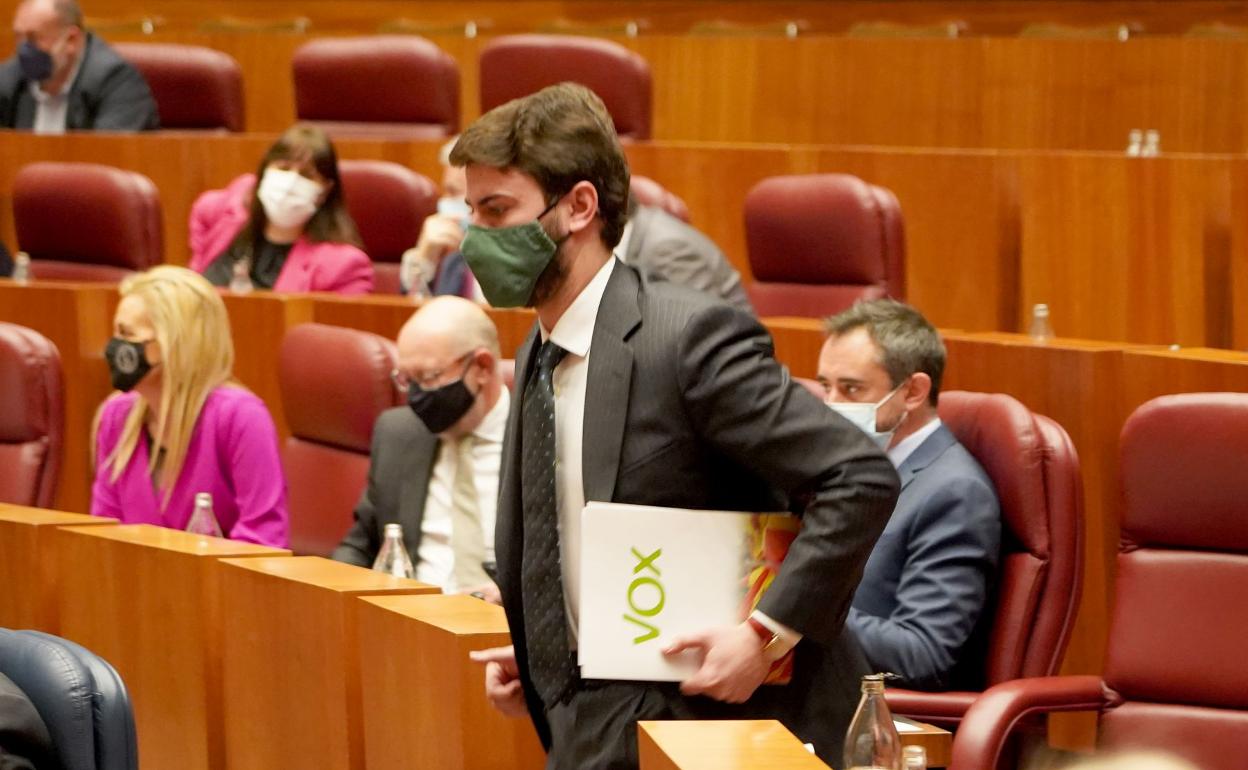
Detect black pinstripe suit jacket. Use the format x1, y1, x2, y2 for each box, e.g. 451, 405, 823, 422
496, 261, 900, 760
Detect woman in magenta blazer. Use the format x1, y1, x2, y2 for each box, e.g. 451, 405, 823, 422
91, 266, 289, 548
190, 124, 374, 294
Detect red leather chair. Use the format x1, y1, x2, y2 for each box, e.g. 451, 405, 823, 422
278, 323, 401, 556
113, 42, 244, 131
744, 174, 905, 317
292, 36, 459, 140
950, 393, 1248, 770
338, 160, 439, 294
886, 391, 1084, 728
479, 34, 652, 140
630, 174, 690, 223
13, 162, 162, 282
0, 323, 64, 508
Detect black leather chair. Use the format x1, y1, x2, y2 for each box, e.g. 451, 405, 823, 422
0, 629, 138, 770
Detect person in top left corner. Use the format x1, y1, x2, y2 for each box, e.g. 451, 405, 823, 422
0, 0, 158, 133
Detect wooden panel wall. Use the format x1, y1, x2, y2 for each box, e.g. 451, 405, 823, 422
2, 132, 1241, 347
0, 30, 1242, 151
27, 0, 1248, 37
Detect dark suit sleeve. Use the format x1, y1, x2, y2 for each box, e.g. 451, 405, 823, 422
90, 60, 159, 131
331, 413, 387, 567
848, 475, 1000, 688
676, 303, 901, 646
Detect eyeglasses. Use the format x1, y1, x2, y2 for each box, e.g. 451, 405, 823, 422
391, 351, 474, 392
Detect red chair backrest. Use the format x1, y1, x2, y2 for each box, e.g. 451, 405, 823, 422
338, 160, 439, 294
14, 162, 163, 283
114, 42, 244, 131
630, 175, 690, 223
744, 174, 905, 317
1100, 393, 1248, 767
292, 36, 459, 140
0, 323, 64, 508
278, 323, 400, 555
479, 34, 652, 140
937, 391, 1083, 685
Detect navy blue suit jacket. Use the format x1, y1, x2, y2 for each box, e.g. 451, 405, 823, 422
847, 422, 1001, 690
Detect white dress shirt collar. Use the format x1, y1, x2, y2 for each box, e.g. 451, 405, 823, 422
472, 385, 509, 443
538, 257, 616, 357
888, 416, 943, 469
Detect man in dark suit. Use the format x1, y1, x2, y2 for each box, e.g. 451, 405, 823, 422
457, 83, 899, 768
818, 299, 1001, 690
0, 0, 158, 132
332, 296, 508, 602
618, 198, 752, 313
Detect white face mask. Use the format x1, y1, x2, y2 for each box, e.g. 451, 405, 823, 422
257, 167, 324, 230
827, 382, 906, 449
436, 196, 471, 223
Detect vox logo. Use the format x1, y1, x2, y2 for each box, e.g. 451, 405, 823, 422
622, 546, 664, 644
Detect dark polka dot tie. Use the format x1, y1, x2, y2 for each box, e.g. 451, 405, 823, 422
520, 340, 577, 706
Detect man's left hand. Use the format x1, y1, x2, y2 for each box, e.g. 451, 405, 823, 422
663, 623, 769, 703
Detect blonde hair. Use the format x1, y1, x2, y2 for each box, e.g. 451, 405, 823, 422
104, 266, 235, 505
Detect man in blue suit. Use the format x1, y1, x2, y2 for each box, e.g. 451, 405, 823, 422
817, 299, 1001, 690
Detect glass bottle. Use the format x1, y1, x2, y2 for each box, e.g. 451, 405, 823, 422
1028, 303, 1054, 342
229, 259, 254, 294
372, 523, 415, 578
843, 674, 902, 770
186, 492, 224, 538
903, 745, 927, 770
1142, 129, 1161, 157
11, 251, 31, 285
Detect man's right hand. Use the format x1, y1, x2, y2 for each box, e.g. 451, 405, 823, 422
415, 214, 465, 265
469, 645, 527, 718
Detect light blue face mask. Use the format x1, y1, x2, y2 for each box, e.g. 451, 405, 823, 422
827, 382, 906, 449
437, 197, 472, 230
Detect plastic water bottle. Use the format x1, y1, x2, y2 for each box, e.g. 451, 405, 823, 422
11, 251, 31, 285
373, 523, 415, 578
843, 674, 902, 770
1028, 303, 1055, 342
903, 745, 927, 769
229, 260, 254, 294
186, 492, 224, 538
1125, 129, 1143, 157
1142, 129, 1161, 157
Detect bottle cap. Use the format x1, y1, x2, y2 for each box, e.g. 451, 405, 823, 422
1033, 303, 1050, 317
194, 492, 212, 506
384, 523, 404, 537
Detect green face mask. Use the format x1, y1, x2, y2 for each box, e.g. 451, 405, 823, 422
461, 200, 563, 308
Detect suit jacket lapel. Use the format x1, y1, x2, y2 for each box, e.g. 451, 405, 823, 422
398, 427, 439, 554
896, 423, 958, 491
582, 264, 641, 503
497, 325, 539, 585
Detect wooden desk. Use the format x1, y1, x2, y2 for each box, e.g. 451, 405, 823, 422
217, 556, 437, 770
54, 524, 289, 770
1122, 346, 1248, 409
0, 281, 118, 512
896, 716, 953, 768
356, 593, 546, 770
0, 505, 113, 632
311, 293, 538, 359
638, 720, 829, 770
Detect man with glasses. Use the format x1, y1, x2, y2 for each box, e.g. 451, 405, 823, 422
1, 0, 158, 132
332, 295, 508, 603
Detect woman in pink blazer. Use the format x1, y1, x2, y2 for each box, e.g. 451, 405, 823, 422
91, 266, 289, 548
190, 124, 374, 294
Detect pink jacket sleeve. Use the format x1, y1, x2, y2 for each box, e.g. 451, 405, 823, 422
89, 396, 130, 520
189, 174, 255, 272
219, 390, 290, 548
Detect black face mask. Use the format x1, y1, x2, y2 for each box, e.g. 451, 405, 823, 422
18, 40, 54, 82
407, 363, 477, 435
105, 337, 153, 392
